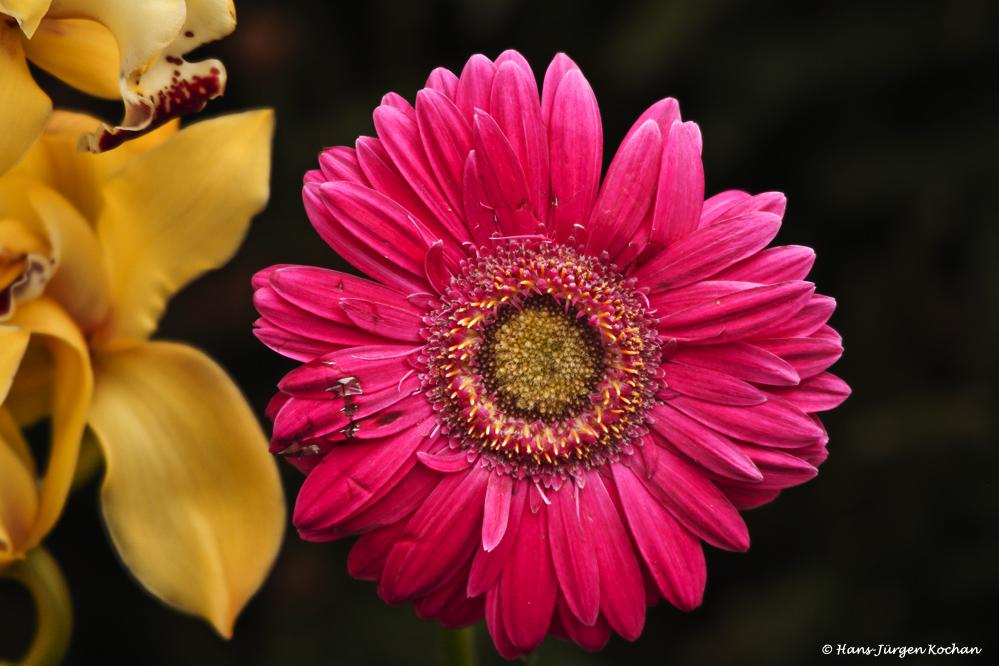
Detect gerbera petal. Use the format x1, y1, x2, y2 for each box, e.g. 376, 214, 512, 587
468, 480, 527, 597
548, 68, 602, 244
472, 110, 540, 236
482, 471, 514, 551
499, 503, 558, 653
379, 468, 489, 603
348, 519, 410, 581
455, 54, 497, 125
750, 294, 836, 339
338, 462, 442, 534
582, 471, 645, 641
541, 52, 579, 128
0, 25, 52, 175
415, 88, 472, 220
715, 244, 816, 283
276, 346, 417, 400
765, 371, 851, 413
254, 287, 395, 348
461, 151, 501, 245
619, 97, 680, 151
381, 91, 415, 120
657, 281, 815, 344
416, 555, 475, 622
649, 280, 757, 315
268, 265, 417, 323
649, 406, 763, 482
661, 363, 766, 406
584, 119, 661, 261
88, 341, 283, 637
491, 60, 549, 225
613, 464, 706, 611
668, 393, 825, 449
350, 393, 434, 439
555, 592, 612, 651
339, 298, 425, 342
734, 444, 818, 490
252, 322, 342, 362
485, 586, 522, 660
649, 120, 705, 248
631, 445, 750, 552
294, 420, 432, 537
636, 212, 783, 291
699, 190, 786, 228
303, 183, 431, 295
318, 145, 369, 185
96, 110, 273, 344
668, 341, 800, 386
753, 336, 844, 379
714, 481, 782, 510
426, 66, 458, 100
547, 484, 600, 626
372, 104, 472, 247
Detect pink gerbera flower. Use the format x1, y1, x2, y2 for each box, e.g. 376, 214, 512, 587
253, 50, 849, 658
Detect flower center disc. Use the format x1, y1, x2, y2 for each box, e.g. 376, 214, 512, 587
479, 296, 603, 422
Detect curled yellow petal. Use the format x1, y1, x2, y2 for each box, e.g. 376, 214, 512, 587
29, 185, 112, 332
4, 297, 92, 551
0, 0, 53, 38
0, 21, 52, 175
88, 341, 284, 636
0, 407, 38, 565
0, 325, 30, 401
22, 17, 120, 99
96, 109, 274, 344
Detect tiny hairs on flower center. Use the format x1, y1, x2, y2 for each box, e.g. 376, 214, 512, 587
422, 241, 663, 480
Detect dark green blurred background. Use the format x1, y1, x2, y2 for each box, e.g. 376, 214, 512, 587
3, 0, 997, 663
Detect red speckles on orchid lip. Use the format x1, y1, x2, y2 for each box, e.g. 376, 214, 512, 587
423, 241, 662, 480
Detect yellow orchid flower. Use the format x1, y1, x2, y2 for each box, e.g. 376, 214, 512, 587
1, 0, 237, 175
0, 108, 284, 637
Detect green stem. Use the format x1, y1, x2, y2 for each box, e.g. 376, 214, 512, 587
438, 625, 476, 666
0, 547, 73, 666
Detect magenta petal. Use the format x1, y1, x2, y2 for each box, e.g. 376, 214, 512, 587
277, 345, 417, 400
416, 88, 472, 220
753, 336, 844, 379
482, 472, 514, 551
269, 265, 418, 324
649, 404, 763, 482
253, 323, 341, 362
456, 54, 497, 125
473, 111, 540, 236
765, 372, 851, 413
541, 53, 580, 128
631, 446, 749, 552
379, 469, 489, 603
424, 240, 449, 294
339, 298, 425, 342
549, 69, 602, 244
657, 281, 815, 344
662, 362, 767, 406
252, 264, 293, 290
338, 462, 443, 533
715, 245, 816, 283
668, 341, 800, 386
440, 595, 485, 630
426, 67, 459, 100
415, 554, 475, 621
649, 120, 705, 248
417, 448, 474, 473
491, 61, 550, 226
650, 280, 757, 315
318, 146, 370, 185
372, 105, 473, 247
613, 464, 706, 611
714, 481, 782, 510
668, 393, 825, 449
619, 97, 680, 152
547, 485, 600, 626
303, 183, 431, 294
581, 471, 645, 641
637, 212, 783, 290
255, 288, 393, 348
499, 504, 558, 653
318, 181, 431, 277
381, 92, 415, 121
556, 592, 612, 651
348, 519, 411, 581
751, 294, 836, 339
462, 151, 501, 245
351, 393, 433, 439
735, 444, 818, 490
494, 49, 537, 87
700, 190, 786, 228
468, 481, 528, 597
584, 119, 662, 261
485, 586, 522, 660
294, 421, 432, 535
699, 190, 750, 227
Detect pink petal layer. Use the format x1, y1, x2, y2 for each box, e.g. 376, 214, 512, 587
499, 503, 557, 653
473, 110, 539, 236
650, 120, 704, 248
661, 363, 766, 406
715, 245, 816, 283
668, 341, 800, 386
468, 481, 528, 597
649, 405, 763, 482
416, 88, 472, 220
765, 372, 851, 413
547, 485, 600, 625
668, 393, 825, 449
482, 472, 514, 551
754, 336, 844, 379
340, 298, 425, 342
